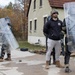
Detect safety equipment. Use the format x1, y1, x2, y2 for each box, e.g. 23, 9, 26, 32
64, 2, 75, 52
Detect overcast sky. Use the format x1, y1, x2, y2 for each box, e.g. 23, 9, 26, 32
0, 0, 15, 6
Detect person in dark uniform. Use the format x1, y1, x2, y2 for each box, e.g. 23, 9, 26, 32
63, 19, 72, 73
0, 17, 12, 62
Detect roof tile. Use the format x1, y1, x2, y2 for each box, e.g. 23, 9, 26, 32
48, 0, 75, 8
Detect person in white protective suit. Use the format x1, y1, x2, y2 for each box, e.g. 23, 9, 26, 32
0, 17, 12, 62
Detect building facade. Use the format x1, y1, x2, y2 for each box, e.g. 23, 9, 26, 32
27, 0, 75, 46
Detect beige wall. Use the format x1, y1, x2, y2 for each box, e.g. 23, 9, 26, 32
28, 0, 52, 37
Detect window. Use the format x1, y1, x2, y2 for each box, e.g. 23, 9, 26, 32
40, 0, 42, 7
34, 19, 37, 31
44, 17, 47, 25
30, 21, 32, 31
34, 0, 36, 9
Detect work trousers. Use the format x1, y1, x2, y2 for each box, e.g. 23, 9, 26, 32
64, 37, 71, 65
46, 39, 61, 61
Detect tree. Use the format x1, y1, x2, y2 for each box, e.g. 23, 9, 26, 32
0, 3, 22, 39
0, 1, 30, 40
15, 0, 30, 40
5, 2, 13, 9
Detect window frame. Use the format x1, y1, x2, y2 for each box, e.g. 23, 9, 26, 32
40, 0, 42, 7
34, 19, 37, 32
30, 21, 32, 30
29, 20, 32, 33
34, 0, 36, 9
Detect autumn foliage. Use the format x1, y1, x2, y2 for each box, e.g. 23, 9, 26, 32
0, 1, 29, 40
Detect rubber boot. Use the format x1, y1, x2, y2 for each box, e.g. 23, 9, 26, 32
56, 61, 64, 68
5, 54, 11, 61
45, 61, 50, 69
65, 64, 72, 73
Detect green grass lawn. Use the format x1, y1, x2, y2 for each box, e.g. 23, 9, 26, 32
18, 41, 45, 51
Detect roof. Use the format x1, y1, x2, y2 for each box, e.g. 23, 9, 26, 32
48, 0, 75, 8
27, 0, 75, 16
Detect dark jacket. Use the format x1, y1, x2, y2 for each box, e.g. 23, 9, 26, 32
43, 18, 63, 40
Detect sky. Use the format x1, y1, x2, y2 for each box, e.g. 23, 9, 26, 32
0, 0, 15, 6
